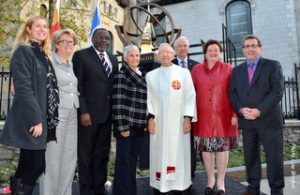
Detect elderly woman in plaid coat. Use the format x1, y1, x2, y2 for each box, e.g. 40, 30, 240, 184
112, 45, 148, 195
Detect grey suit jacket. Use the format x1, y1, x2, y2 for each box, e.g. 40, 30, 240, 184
229, 57, 284, 129
0, 45, 48, 150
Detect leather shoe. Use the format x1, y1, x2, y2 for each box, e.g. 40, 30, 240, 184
217, 189, 225, 195
204, 187, 213, 195
240, 190, 256, 195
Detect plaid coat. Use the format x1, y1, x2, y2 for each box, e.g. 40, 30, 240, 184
112, 64, 147, 132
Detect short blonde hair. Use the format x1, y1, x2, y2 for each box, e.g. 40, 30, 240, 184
14, 16, 51, 56
52, 28, 77, 52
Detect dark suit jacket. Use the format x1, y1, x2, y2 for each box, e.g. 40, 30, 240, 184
0, 45, 48, 150
172, 58, 199, 71
229, 57, 284, 129
72, 46, 118, 124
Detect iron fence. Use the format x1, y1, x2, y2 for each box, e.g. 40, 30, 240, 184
0, 66, 12, 120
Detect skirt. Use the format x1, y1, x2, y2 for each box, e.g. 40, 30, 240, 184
194, 136, 238, 152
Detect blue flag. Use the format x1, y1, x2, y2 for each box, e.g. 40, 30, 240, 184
89, 1, 100, 46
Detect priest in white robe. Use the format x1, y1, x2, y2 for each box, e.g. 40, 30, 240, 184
146, 43, 197, 194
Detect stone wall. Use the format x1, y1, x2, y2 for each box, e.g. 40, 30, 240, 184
236, 120, 300, 147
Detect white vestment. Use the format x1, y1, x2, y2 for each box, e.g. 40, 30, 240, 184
146, 64, 197, 192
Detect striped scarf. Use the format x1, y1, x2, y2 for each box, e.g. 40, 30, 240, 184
46, 57, 60, 142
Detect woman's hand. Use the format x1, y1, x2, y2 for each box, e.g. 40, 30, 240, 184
121, 131, 130, 137
29, 123, 43, 137
231, 117, 238, 126
183, 117, 191, 134
148, 118, 156, 135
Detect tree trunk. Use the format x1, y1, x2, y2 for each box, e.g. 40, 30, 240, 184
48, 0, 54, 28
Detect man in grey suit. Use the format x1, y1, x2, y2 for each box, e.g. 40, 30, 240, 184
229, 35, 284, 195
72, 28, 118, 195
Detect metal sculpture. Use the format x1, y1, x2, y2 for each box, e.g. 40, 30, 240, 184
115, 2, 181, 51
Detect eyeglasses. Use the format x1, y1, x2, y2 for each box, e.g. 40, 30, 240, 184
242, 44, 260, 49
59, 40, 75, 45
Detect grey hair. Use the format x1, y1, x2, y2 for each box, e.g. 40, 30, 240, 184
174, 36, 190, 48
123, 45, 139, 58
158, 43, 175, 55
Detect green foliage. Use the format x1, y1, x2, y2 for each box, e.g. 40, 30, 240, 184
0, 0, 26, 47
60, 7, 89, 43
0, 0, 92, 63
283, 143, 300, 160
0, 161, 17, 185
228, 149, 246, 168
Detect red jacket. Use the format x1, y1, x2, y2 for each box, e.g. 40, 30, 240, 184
191, 60, 238, 138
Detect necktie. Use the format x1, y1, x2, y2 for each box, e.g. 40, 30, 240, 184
181, 61, 186, 68
248, 63, 254, 84
99, 53, 111, 77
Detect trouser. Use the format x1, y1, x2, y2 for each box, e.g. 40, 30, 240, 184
190, 127, 197, 179
40, 108, 77, 195
77, 120, 111, 195
15, 149, 45, 186
113, 134, 144, 195
242, 127, 284, 195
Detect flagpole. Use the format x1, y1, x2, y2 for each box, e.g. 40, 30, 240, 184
50, 0, 61, 38
89, 0, 101, 46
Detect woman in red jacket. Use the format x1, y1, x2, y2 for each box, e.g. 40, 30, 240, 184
191, 40, 238, 195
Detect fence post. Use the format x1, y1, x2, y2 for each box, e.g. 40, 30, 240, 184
222, 23, 226, 63
7, 72, 12, 115
294, 63, 300, 119
0, 66, 4, 115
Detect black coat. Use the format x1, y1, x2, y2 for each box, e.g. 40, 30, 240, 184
0, 44, 48, 150
229, 57, 284, 129
172, 58, 199, 72
112, 64, 147, 134
72, 47, 118, 123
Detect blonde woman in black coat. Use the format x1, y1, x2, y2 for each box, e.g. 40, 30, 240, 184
0, 16, 59, 195
112, 45, 147, 195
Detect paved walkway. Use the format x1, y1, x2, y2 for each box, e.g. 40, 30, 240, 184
2, 173, 298, 194
258, 175, 299, 195
26, 172, 264, 195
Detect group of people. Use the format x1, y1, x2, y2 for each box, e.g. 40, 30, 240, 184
0, 15, 285, 195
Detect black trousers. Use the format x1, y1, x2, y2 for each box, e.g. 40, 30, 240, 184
190, 128, 197, 179
113, 134, 145, 195
15, 149, 45, 186
242, 127, 284, 195
77, 121, 111, 195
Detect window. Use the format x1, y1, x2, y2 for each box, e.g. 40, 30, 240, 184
226, 0, 252, 57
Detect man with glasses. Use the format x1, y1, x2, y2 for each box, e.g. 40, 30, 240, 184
147, 43, 197, 194
229, 35, 284, 195
173, 36, 198, 71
